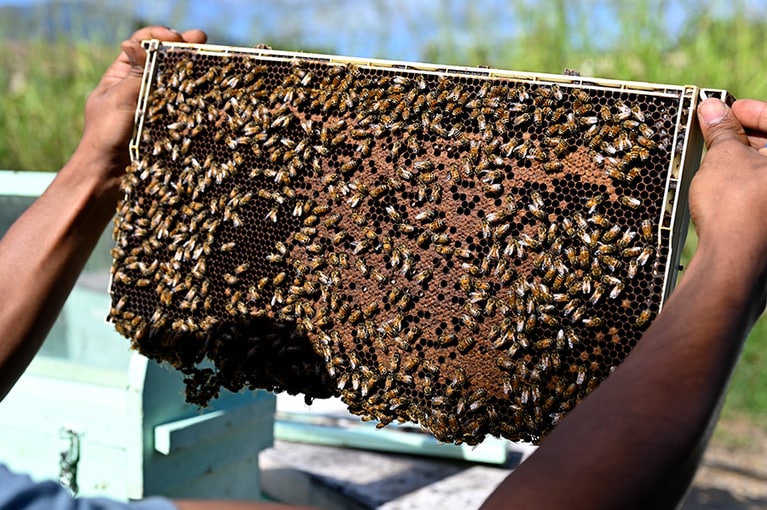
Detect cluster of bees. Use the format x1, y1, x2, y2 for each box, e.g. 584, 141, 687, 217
109, 42, 688, 444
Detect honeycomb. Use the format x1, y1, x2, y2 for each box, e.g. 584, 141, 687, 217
109, 40, 725, 445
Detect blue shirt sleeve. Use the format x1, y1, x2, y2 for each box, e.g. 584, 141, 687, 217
0, 464, 177, 510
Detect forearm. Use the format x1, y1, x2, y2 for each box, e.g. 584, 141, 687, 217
0, 149, 120, 400
482, 238, 767, 510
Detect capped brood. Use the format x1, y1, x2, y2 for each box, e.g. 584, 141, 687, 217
109, 40, 729, 445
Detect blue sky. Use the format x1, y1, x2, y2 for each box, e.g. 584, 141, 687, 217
0, 0, 765, 62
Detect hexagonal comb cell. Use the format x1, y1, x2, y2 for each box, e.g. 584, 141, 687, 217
108, 40, 725, 445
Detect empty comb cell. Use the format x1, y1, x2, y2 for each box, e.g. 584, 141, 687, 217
108, 40, 728, 445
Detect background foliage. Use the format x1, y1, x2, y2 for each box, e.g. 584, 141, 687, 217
1, 0, 766, 422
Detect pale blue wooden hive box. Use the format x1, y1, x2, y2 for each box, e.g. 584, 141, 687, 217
0, 170, 276, 501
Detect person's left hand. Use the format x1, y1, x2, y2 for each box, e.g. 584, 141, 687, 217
75, 26, 206, 184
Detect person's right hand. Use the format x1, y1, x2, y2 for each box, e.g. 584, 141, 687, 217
75, 26, 206, 193
689, 98, 767, 267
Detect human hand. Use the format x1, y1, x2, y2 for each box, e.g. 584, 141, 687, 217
74, 26, 206, 184
689, 98, 767, 264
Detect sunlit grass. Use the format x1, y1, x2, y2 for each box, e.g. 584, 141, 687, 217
0, 40, 115, 171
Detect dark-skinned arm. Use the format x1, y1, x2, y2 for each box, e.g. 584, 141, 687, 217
0, 25, 318, 510
480, 98, 767, 510
0, 26, 207, 402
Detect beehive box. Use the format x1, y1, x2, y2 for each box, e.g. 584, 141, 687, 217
0, 170, 275, 500
109, 40, 729, 445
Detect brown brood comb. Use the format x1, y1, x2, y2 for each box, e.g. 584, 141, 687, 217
108, 40, 727, 444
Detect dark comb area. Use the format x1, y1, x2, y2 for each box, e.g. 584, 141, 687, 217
109, 41, 699, 445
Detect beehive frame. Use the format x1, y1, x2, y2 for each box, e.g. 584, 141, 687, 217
110, 40, 728, 445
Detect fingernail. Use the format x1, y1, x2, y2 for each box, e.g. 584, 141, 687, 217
165, 26, 181, 35
699, 99, 727, 126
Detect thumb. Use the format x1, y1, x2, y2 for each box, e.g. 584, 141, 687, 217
697, 98, 750, 149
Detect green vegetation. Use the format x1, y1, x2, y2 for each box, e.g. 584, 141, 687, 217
1, 0, 767, 422
0, 41, 114, 171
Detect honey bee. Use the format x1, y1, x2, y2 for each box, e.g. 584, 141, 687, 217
481, 169, 505, 183
604, 164, 627, 182
434, 332, 457, 348
401, 356, 420, 374
368, 268, 386, 285
336, 302, 351, 322
543, 160, 563, 173
640, 219, 655, 242
365, 182, 387, 198
584, 194, 604, 213
609, 282, 625, 300
323, 213, 342, 228
428, 219, 447, 233
626, 167, 642, 182
363, 301, 380, 318
347, 308, 364, 325
526, 147, 548, 163
414, 269, 433, 284
620, 195, 642, 209
271, 271, 287, 286
447, 162, 461, 182
405, 134, 421, 154
637, 246, 655, 266
429, 183, 442, 203
389, 140, 404, 160
631, 145, 651, 162
396, 291, 413, 310
265, 207, 279, 223
339, 159, 359, 175
636, 308, 653, 327
294, 232, 311, 245
621, 246, 642, 258
601, 255, 621, 272
302, 215, 319, 228
630, 104, 646, 122
637, 135, 657, 149
362, 226, 378, 241
457, 335, 477, 353
482, 183, 503, 196
596, 244, 616, 256
600, 140, 618, 155
332, 230, 349, 245
413, 160, 435, 173
392, 334, 412, 352
616, 229, 636, 249
355, 257, 369, 276
602, 224, 622, 243
582, 316, 603, 328
576, 246, 589, 269
374, 236, 391, 256
352, 239, 373, 255
410, 230, 428, 248
528, 192, 547, 220
514, 112, 532, 127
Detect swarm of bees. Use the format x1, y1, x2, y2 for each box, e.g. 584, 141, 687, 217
109, 41, 701, 445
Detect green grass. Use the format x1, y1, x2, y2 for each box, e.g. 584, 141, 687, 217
2, 0, 767, 424
725, 319, 767, 416
0, 40, 115, 171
